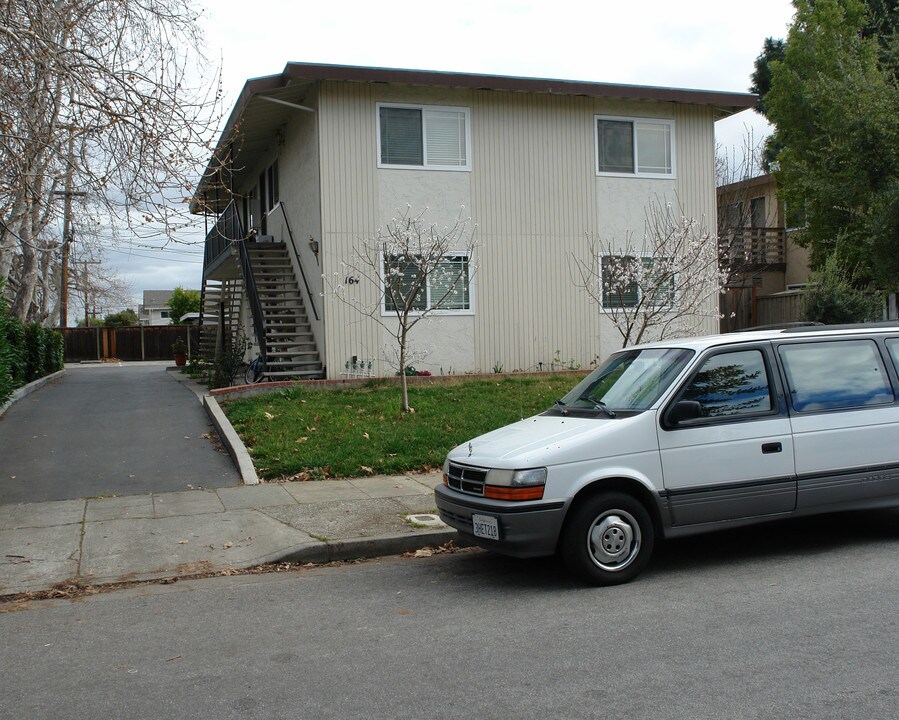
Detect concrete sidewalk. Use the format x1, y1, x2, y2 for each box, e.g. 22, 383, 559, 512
0, 471, 455, 596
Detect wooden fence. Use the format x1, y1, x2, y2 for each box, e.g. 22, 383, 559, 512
62, 325, 200, 362
720, 288, 804, 332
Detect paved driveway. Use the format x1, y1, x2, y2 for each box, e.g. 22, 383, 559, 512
0, 363, 240, 504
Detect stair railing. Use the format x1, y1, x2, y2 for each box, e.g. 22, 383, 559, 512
200, 199, 267, 372
236, 235, 267, 373
271, 202, 320, 322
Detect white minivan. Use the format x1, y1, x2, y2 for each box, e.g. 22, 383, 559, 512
435, 323, 899, 584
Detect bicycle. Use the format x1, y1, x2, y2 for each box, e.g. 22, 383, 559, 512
244, 355, 266, 384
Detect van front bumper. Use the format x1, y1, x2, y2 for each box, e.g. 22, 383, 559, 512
434, 484, 568, 558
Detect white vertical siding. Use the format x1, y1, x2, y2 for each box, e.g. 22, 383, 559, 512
317, 81, 722, 377
675, 103, 719, 336
318, 81, 382, 376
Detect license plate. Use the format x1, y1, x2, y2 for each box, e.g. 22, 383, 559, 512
472, 514, 499, 541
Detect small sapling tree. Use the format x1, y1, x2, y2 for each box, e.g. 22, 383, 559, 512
329, 206, 477, 413
572, 199, 723, 348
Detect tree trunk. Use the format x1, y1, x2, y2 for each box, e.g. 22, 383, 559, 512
12, 242, 38, 321
398, 338, 410, 413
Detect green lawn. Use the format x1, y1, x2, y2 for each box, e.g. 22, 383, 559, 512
221, 374, 585, 480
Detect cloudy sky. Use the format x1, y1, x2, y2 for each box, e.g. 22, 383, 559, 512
106, 0, 796, 313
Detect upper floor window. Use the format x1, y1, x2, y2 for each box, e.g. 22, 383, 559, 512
377, 103, 471, 171
596, 116, 674, 178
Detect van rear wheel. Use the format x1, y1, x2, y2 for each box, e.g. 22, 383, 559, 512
560, 492, 654, 585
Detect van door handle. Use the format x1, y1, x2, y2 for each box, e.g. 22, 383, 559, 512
762, 442, 782, 454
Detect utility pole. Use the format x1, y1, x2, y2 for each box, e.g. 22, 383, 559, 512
54, 127, 86, 328
81, 259, 101, 327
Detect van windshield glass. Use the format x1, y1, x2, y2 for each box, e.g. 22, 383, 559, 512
556, 347, 694, 413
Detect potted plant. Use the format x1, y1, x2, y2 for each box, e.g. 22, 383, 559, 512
171, 337, 188, 367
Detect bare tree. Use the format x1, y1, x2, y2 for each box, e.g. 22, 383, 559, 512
329, 206, 477, 413
572, 198, 723, 347
0, 0, 221, 324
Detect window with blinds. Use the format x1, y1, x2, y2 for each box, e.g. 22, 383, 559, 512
382, 254, 472, 314
601, 255, 675, 310
378, 104, 470, 170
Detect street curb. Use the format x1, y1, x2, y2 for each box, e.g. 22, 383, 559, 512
0, 528, 468, 598
0, 369, 66, 419
203, 394, 259, 485
276, 528, 467, 564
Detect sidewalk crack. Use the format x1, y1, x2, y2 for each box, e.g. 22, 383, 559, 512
73, 501, 87, 577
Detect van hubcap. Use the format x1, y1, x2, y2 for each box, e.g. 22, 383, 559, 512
588, 511, 640, 571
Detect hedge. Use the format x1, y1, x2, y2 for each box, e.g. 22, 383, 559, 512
0, 283, 63, 406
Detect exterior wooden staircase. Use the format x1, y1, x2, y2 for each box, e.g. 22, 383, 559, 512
198, 279, 243, 361
246, 242, 323, 379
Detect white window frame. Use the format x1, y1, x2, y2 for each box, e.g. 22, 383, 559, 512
376, 102, 472, 171
379, 252, 475, 317
599, 253, 676, 312
595, 115, 676, 179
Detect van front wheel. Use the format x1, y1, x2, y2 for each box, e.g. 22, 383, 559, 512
560, 492, 654, 585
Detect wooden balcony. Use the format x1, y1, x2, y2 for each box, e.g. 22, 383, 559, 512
719, 227, 786, 272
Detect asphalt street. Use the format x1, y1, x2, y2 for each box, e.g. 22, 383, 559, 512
1, 508, 896, 720
0, 363, 239, 504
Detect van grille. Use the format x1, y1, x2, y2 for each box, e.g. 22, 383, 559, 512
446, 462, 488, 496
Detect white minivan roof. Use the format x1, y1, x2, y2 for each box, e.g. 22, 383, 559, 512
630, 322, 899, 353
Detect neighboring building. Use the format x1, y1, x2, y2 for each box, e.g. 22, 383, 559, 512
716, 173, 811, 331
191, 63, 755, 379
138, 290, 200, 325
138, 290, 175, 326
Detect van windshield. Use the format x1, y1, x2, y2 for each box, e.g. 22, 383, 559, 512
551, 347, 694, 416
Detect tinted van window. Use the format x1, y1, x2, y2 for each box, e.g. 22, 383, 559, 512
680, 349, 772, 418
887, 339, 899, 373
779, 340, 894, 412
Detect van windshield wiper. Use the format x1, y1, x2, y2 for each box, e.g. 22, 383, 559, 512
577, 394, 617, 418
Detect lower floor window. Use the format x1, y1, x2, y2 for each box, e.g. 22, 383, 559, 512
601, 254, 675, 310
383, 254, 471, 313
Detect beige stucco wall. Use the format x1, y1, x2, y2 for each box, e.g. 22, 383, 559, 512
317, 80, 720, 378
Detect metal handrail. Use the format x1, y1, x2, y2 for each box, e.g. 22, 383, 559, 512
271, 202, 320, 322
199, 200, 267, 370
236, 235, 267, 372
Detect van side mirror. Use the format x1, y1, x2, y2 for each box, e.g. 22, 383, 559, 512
669, 400, 702, 424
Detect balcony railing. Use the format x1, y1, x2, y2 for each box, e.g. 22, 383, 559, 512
719, 227, 786, 269
200, 200, 267, 370
203, 200, 244, 276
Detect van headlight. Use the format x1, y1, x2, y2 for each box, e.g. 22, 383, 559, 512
484, 468, 546, 501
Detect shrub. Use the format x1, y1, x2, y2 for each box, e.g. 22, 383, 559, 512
801, 254, 882, 325
48, 330, 65, 372
24, 323, 47, 382
209, 332, 252, 389
3, 312, 26, 386
0, 284, 16, 406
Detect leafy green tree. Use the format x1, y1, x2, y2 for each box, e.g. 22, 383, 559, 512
104, 309, 138, 327
166, 287, 200, 325
764, 0, 899, 290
